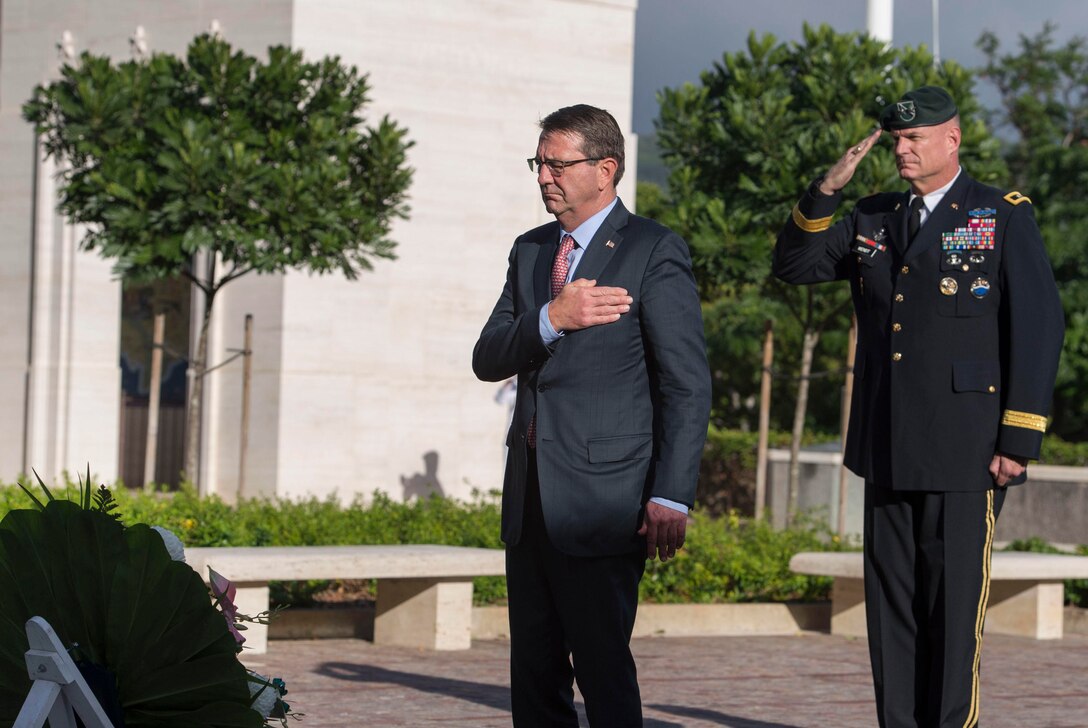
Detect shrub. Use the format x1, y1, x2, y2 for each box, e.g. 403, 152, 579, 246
0, 480, 842, 606
5, 478, 1082, 608
1039, 435, 1088, 467
641, 511, 849, 603
0, 481, 506, 606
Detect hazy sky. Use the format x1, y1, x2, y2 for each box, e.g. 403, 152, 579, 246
632, 0, 1086, 134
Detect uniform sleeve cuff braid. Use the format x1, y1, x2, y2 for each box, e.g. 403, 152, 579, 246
791, 205, 833, 233
1001, 409, 1048, 433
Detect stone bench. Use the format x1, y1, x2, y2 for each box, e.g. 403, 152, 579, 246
790, 550, 1088, 640
185, 544, 506, 654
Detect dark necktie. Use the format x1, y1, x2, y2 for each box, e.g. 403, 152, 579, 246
528, 234, 577, 448
907, 196, 925, 240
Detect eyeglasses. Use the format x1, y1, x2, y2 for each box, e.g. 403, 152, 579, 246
526, 157, 602, 176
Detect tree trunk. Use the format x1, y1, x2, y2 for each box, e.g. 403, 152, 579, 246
787, 326, 820, 524
184, 255, 216, 494
754, 320, 774, 520
143, 312, 166, 489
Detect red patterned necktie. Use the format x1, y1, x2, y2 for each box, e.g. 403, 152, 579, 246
528, 234, 576, 448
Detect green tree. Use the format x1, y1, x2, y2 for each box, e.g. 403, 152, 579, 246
654, 24, 1005, 512
24, 34, 414, 490
978, 24, 1088, 440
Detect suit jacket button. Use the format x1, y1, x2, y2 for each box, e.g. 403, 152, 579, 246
988, 385, 997, 393
895, 293, 905, 303
892, 352, 903, 361
900, 265, 910, 274
538, 384, 547, 392
892, 322, 902, 332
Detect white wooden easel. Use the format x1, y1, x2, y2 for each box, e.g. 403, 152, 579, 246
13, 617, 114, 728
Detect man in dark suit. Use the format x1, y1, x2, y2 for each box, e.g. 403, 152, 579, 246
473, 104, 710, 727
774, 86, 1064, 728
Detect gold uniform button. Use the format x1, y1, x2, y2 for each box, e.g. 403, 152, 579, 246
892, 352, 902, 361
900, 265, 910, 274
892, 323, 902, 332
895, 293, 905, 303
988, 385, 996, 393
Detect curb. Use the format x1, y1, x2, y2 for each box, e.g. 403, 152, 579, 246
270, 602, 832, 641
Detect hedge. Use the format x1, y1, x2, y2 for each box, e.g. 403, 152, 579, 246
0, 481, 841, 606
2, 470, 1085, 607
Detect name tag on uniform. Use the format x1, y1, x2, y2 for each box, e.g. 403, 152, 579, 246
853, 234, 886, 258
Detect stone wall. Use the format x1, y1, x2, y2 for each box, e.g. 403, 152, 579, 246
767, 448, 1088, 546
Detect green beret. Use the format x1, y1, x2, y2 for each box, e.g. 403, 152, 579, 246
879, 86, 958, 130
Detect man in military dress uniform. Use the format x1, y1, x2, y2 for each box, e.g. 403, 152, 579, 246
773, 86, 1065, 728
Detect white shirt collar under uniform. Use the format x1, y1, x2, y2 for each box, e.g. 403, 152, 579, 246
910, 166, 962, 227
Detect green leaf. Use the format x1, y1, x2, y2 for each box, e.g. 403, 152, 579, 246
0, 503, 257, 727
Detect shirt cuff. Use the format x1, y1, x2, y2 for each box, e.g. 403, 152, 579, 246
649, 497, 688, 515
539, 303, 562, 345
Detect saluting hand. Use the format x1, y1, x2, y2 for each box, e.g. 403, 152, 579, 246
818, 128, 884, 196
548, 278, 632, 332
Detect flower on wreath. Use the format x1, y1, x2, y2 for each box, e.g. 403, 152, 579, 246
151, 525, 186, 562
161, 525, 298, 725
206, 568, 300, 724
248, 671, 292, 723
209, 567, 247, 647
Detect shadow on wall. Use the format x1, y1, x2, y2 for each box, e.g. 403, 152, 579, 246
401, 451, 445, 501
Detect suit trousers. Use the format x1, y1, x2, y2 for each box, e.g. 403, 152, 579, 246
506, 450, 646, 728
863, 482, 1007, 728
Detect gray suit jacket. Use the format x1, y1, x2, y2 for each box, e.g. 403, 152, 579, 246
473, 200, 711, 557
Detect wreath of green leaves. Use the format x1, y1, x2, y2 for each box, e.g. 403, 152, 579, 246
0, 472, 262, 727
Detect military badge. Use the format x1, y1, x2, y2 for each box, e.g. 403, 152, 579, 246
970, 278, 990, 298
942, 216, 996, 250
945, 252, 963, 266
968, 208, 997, 218
896, 100, 917, 122
940, 277, 958, 296
969, 252, 986, 265
853, 233, 886, 258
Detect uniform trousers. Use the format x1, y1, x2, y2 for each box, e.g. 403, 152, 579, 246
506, 450, 646, 728
864, 482, 1007, 728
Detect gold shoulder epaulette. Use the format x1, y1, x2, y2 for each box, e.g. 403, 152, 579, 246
1001, 409, 1048, 433
792, 205, 832, 233
1004, 191, 1032, 206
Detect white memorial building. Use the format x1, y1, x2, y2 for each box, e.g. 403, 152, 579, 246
0, 0, 638, 501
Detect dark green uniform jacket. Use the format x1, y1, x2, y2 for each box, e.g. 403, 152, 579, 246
774, 170, 1064, 491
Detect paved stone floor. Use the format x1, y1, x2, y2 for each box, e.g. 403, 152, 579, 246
244, 632, 1088, 727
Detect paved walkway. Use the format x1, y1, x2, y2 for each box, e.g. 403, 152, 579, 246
244, 632, 1088, 727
